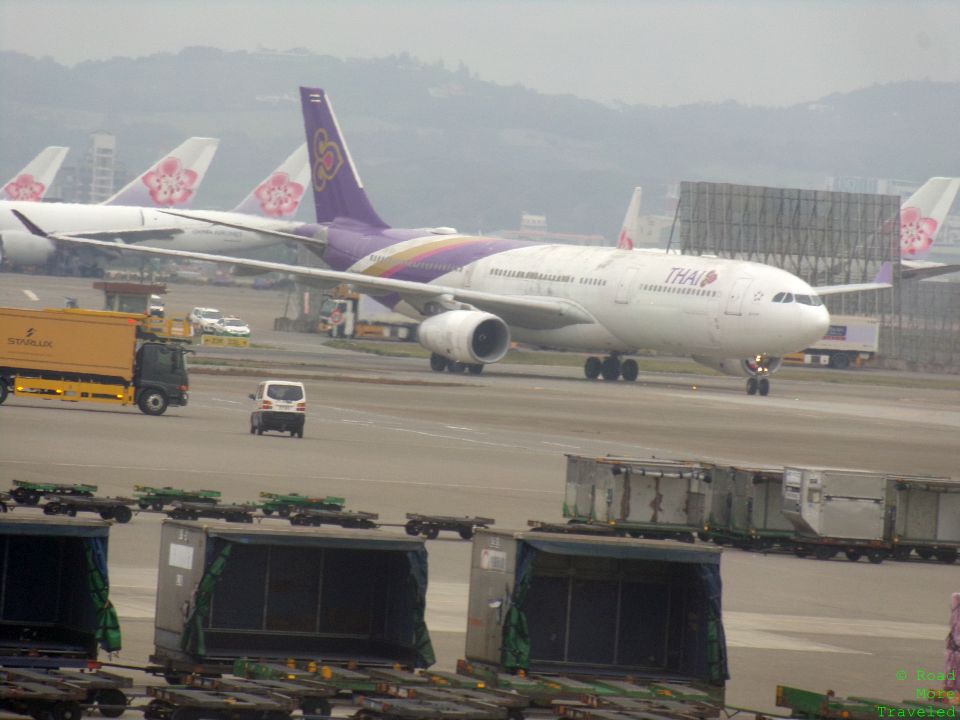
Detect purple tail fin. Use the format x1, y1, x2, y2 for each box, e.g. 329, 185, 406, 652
300, 87, 388, 228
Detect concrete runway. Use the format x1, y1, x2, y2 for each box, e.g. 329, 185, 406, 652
1, 275, 959, 711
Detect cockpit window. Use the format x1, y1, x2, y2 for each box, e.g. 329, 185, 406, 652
782, 293, 794, 303
795, 294, 823, 306
773, 292, 785, 302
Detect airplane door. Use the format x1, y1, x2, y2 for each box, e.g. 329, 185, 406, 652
724, 277, 752, 316
615, 267, 640, 304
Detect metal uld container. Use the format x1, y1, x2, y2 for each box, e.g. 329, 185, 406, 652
0, 515, 120, 667
465, 529, 727, 688
782, 467, 892, 541
564, 454, 712, 532
154, 520, 433, 671
891, 475, 960, 547
707, 465, 794, 540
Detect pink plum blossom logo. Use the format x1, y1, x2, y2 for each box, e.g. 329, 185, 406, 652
617, 229, 634, 250
254, 172, 305, 217
312, 129, 343, 192
4, 174, 45, 201
900, 206, 938, 258
700, 270, 718, 287
141, 157, 198, 207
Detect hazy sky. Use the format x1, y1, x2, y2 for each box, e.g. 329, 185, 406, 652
2, 0, 959, 106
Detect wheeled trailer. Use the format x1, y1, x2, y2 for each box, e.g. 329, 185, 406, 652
190, 675, 337, 716
259, 492, 345, 517
1, 669, 131, 718
10, 481, 97, 506
889, 474, 960, 563
0, 669, 87, 720
41, 495, 135, 523
166, 501, 255, 523
404, 514, 494, 540
143, 686, 294, 720
135, 485, 221, 511
703, 465, 795, 550
288, 508, 379, 529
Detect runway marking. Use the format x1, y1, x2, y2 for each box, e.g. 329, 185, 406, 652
445, 425, 474, 431
0, 460, 562, 495
542, 441, 580, 449
211, 398, 242, 404
22, 290, 39, 301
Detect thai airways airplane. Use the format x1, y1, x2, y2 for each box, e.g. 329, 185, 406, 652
0, 143, 309, 269
2, 146, 69, 202
17, 87, 896, 396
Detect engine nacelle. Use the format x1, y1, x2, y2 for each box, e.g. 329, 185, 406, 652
418, 310, 511, 364
692, 355, 784, 378
0, 231, 55, 267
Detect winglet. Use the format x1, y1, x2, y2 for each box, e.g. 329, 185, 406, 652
872, 261, 894, 285
11, 209, 50, 238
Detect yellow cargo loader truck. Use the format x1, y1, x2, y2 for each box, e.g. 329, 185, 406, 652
0, 307, 189, 415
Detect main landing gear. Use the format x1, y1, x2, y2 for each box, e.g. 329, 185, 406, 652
584, 354, 639, 382
745, 355, 773, 396
429, 353, 484, 375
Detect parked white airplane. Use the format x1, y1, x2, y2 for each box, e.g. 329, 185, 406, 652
102, 137, 219, 207
12, 88, 894, 396
2, 146, 69, 202
0, 144, 309, 269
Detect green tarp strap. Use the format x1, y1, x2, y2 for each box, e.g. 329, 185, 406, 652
501, 543, 536, 671
698, 564, 729, 684
406, 549, 436, 667
84, 541, 122, 652
181, 542, 233, 656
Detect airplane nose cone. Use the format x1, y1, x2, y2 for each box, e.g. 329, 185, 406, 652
803, 305, 830, 345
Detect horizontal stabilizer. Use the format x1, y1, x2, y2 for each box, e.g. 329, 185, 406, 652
814, 282, 892, 296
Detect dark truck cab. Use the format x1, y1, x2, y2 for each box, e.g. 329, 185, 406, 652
134, 341, 190, 415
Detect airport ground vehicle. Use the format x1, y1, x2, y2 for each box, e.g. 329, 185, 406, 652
188, 306, 223, 334
563, 454, 960, 563
212, 317, 250, 337
404, 513, 494, 540
0, 307, 189, 415
135, 485, 221, 510
783, 314, 880, 369
249, 380, 306, 437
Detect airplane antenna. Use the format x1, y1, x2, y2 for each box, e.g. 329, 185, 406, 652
665, 195, 682, 254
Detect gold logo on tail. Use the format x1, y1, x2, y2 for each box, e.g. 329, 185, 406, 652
312, 129, 344, 192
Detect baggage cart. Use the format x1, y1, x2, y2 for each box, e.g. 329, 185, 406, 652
288, 508, 379, 529
41, 495, 136, 524
10, 481, 97, 506
135, 486, 221, 511
889, 474, 960, 563
166, 501, 256, 523
404, 513, 494, 540
259, 492, 345, 517
703, 465, 794, 550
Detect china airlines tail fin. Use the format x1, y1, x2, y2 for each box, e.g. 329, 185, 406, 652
617, 187, 642, 249
3, 146, 69, 201
300, 86, 388, 228
899, 177, 960, 261
103, 137, 219, 208
231, 144, 310, 217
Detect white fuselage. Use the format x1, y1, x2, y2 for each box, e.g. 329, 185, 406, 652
0, 201, 299, 258
347, 239, 830, 359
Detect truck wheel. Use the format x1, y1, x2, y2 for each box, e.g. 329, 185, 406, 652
138, 390, 168, 416
113, 506, 133, 524
96, 688, 128, 718
829, 352, 851, 370
0, 382, 7, 405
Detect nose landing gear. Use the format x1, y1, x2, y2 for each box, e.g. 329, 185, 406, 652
745, 356, 773, 396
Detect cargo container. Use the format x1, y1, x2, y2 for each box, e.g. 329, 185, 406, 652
464, 529, 727, 696
704, 465, 794, 549
152, 520, 435, 678
0, 307, 189, 414
564, 455, 712, 542
780, 467, 959, 564
890, 474, 960, 562
0, 515, 120, 667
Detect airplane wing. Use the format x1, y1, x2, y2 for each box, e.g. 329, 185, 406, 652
160, 210, 328, 254
814, 282, 892, 295
13, 210, 595, 330
901, 261, 960, 281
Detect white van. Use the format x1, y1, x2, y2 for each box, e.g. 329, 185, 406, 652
249, 380, 306, 438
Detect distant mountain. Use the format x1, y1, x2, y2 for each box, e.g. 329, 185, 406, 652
1, 48, 957, 240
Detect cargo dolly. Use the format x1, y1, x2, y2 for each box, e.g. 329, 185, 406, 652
143, 686, 295, 720
41, 495, 136, 523
134, 485, 221, 511
1, 668, 131, 718
10, 481, 97, 506
167, 501, 256, 523
0, 668, 87, 720
259, 492, 346, 517
288, 508, 379, 529
404, 514, 494, 540
189, 675, 337, 717
526, 520, 617, 536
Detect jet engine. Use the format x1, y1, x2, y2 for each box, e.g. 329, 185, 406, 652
417, 310, 511, 364
692, 355, 783, 377
0, 231, 55, 268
